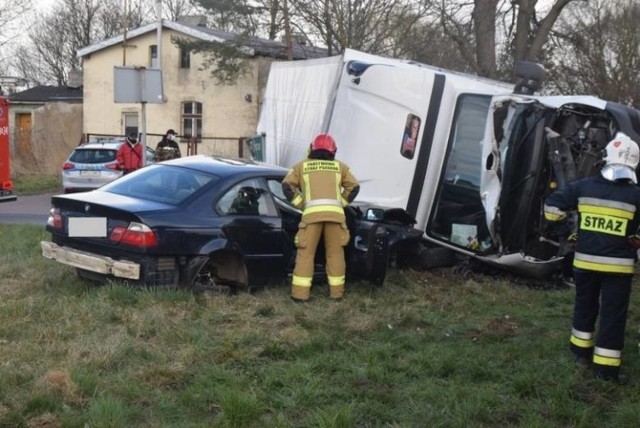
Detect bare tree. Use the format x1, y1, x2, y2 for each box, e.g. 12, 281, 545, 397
0, 0, 32, 73
437, 0, 580, 79
12, 0, 156, 86
390, 17, 469, 72
162, 0, 200, 21
547, 0, 640, 104
0, 0, 32, 47
287, 0, 431, 57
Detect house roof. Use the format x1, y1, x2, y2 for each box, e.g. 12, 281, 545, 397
77, 21, 327, 60
8, 85, 83, 103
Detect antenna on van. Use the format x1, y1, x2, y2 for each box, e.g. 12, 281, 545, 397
513, 61, 546, 95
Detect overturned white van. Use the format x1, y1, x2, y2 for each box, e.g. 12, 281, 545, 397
256, 49, 640, 278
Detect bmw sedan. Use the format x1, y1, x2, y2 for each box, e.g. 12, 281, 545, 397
42, 155, 423, 291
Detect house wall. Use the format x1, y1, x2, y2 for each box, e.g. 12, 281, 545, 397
82, 28, 270, 157
9, 102, 82, 175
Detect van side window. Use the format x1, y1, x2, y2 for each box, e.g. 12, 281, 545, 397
400, 114, 421, 159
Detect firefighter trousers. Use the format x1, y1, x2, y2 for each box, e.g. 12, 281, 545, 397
570, 269, 632, 378
291, 221, 349, 301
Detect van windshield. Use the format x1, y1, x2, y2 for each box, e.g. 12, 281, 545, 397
427, 94, 493, 251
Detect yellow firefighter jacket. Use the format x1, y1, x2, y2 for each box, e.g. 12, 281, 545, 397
282, 159, 359, 223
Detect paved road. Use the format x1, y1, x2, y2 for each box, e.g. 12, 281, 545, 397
0, 193, 56, 225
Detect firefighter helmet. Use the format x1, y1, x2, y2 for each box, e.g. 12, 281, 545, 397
311, 133, 337, 155
601, 132, 639, 184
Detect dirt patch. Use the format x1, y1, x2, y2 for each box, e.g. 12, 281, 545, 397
36, 370, 81, 403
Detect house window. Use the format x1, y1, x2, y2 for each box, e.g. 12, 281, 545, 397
180, 47, 190, 69
182, 101, 202, 140
123, 112, 139, 137
149, 45, 158, 68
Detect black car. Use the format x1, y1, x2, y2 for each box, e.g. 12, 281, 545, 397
41, 155, 423, 291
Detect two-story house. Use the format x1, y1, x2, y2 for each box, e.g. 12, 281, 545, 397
77, 17, 326, 157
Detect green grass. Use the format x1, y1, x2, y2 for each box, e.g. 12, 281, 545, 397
3, 224, 640, 426
12, 173, 61, 195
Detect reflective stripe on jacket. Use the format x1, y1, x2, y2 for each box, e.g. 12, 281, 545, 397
544, 174, 640, 274
282, 159, 358, 223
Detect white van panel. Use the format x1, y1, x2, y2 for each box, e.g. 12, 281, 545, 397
328, 64, 435, 209
257, 55, 342, 167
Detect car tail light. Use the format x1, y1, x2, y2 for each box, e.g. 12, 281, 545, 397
110, 222, 158, 248
47, 208, 62, 229
62, 162, 75, 170
106, 162, 119, 170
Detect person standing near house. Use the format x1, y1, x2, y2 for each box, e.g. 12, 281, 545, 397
116, 132, 143, 174
544, 132, 640, 384
155, 129, 181, 161
282, 133, 360, 302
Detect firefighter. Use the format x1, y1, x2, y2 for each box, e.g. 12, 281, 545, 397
282, 133, 359, 301
544, 132, 640, 384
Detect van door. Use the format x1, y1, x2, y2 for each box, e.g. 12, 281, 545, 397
328, 63, 436, 211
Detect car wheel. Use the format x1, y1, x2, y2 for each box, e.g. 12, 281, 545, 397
191, 260, 234, 294
192, 253, 255, 294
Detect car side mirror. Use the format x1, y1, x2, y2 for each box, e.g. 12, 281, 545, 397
366, 208, 384, 221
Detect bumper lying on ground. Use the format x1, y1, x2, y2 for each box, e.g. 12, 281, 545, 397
40, 241, 140, 280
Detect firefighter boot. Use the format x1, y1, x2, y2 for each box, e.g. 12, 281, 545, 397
329, 284, 345, 300
291, 283, 311, 302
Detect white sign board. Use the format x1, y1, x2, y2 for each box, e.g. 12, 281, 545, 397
114, 67, 164, 103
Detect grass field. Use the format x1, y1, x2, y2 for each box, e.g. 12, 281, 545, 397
2, 224, 640, 427
12, 174, 61, 195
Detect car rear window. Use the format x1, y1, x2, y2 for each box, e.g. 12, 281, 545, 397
101, 164, 219, 205
69, 148, 117, 164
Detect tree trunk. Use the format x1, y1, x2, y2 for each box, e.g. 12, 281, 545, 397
282, 0, 293, 60
473, 0, 498, 78
527, 0, 575, 61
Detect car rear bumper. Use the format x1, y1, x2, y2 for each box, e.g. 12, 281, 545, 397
41, 240, 140, 279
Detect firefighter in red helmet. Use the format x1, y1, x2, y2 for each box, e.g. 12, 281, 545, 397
282, 133, 360, 301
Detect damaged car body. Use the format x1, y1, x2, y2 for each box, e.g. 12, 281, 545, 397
41, 156, 423, 291
432, 94, 640, 277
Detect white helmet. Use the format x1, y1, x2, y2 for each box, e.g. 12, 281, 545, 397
601, 132, 639, 184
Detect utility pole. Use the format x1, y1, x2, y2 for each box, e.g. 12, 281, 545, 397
122, 0, 129, 66
283, 0, 293, 60
156, 0, 162, 72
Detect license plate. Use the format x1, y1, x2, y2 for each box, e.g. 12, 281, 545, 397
68, 217, 107, 237
79, 170, 101, 177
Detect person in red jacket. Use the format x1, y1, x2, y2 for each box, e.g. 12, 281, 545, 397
116, 133, 143, 174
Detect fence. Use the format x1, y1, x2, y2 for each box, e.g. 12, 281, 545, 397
84, 133, 255, 159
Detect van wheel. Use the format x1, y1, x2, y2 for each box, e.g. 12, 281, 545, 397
410, 244, 456, 269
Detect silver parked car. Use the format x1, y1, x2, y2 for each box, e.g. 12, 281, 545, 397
62, 141, 155, 193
